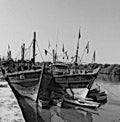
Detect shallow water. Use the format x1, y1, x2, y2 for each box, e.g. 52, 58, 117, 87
0, 74, 120, 122
0, 82, 25, 122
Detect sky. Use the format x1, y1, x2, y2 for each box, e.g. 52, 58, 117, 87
0, 0, 120, 64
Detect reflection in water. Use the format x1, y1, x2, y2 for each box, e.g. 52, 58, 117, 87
12, 95, 94, 122
7, 81, 94, 122
49, 106, 93, 122
97, 74, 120, 83
3, 68, 94, 122
17, 96, 93, 122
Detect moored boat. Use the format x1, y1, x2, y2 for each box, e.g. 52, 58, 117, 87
49, 61, 101, 99
2, 32, 43, 85
62, 97, 101, 109
46, 29, 101, 100
1, 63, 55, 122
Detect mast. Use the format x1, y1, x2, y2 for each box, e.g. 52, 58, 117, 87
52, 49, 55, 63
75, 28, 81, 64
75, 38, 79, 64
7, 45, 12, 60
75, 47, 79, 63
33, 32, 36, 65
21, 43, 25, 61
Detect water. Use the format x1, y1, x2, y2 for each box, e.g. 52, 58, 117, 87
0, 74, 120, 122
0, 82, 25, 122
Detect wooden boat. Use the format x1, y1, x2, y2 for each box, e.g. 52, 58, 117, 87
1, 63, 55, 122
49, 61, 101, 99
47, 32, 101, 99
1, 32, 43, 85
50, 62, 106, 109
1, 32, 60, 103
51, 62, 100, 84
61, 97, 101, 109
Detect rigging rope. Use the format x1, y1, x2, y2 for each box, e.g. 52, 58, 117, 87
36, 41, 44, 61
24, 47, 31, 60
15, 46, 21, 60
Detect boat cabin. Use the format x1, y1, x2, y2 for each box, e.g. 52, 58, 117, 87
51, 62, 69, 75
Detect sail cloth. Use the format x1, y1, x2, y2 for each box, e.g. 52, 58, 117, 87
78, 28, 81, 40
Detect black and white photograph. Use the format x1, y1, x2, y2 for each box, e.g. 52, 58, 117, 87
0, 0, 120, 122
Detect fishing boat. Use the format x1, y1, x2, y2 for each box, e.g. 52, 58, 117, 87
45, 30, 101, 100
1, 32, 43, 85
1, 63, 55, 122
49, 61, 106, 109
48, 51, 101, 100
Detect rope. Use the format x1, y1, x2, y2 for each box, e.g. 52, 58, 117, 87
15, 46, 21, 60
28, 40, 33, 49
36, 41, 44, 61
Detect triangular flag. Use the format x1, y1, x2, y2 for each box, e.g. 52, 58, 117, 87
62, 44, 64, 52
86, 41, 89, 54
44, 49, 48, 55
78, 28, 81, 40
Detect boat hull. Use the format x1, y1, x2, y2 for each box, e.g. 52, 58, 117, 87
7, 69, 41, 83
54, 74, 97, 88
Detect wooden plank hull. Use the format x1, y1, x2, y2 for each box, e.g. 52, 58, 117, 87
54, 74, 97, 88
53, 67, 100, 89
7, 69, 41, 83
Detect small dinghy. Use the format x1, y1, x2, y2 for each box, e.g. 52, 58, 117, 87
61, 97, 101, 109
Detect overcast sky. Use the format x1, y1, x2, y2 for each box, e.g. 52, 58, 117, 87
0, 0, 120, 64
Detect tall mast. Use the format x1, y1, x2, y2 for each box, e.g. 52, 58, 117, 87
52, 49, 55, 63
75, 46, 79, 63
75, 28, 81, 64
21, 43, 25, 61
7, 45, 12, 60
33, 32, 36, 65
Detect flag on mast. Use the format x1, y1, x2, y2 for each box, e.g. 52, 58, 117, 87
62, 44, 64, 52
44, 49, 48, 55
86, 41, 89, 54
77, 28, 81, 49
92, 50, 96, 63
78, 28, 81, 40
